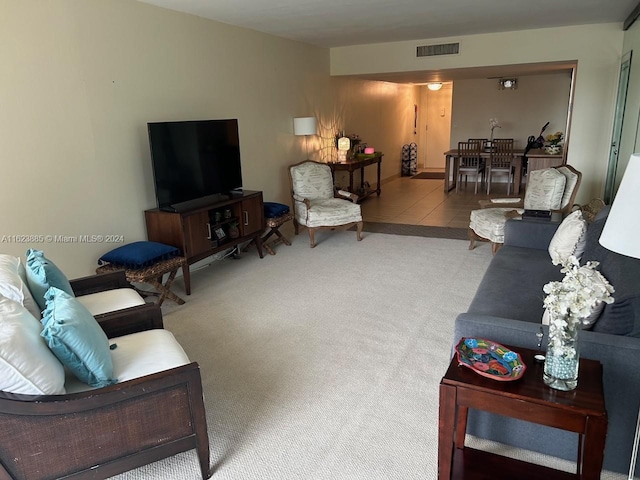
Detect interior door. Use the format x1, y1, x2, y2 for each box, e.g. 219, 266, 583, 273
604, 51, 632, 204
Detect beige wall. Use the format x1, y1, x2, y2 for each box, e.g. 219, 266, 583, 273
331, 24, 625, 203
451, 73, 572, 150
0, 0, 331, 276
319, 77, 419, 187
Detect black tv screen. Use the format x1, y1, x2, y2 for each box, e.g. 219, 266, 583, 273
147, 119, 243, 210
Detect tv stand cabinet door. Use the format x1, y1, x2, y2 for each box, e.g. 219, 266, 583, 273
240, 195, 264, 236
183, 211, 212, 258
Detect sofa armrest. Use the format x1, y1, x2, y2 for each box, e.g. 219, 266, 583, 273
502, 218, 560, 250
96, 303, 163, 339
70, 270, 130, 296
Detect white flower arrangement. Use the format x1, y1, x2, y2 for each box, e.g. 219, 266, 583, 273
489, 118, 501, 142
542, 255, 614, 358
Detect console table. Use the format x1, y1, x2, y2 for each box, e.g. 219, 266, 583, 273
438, 345, 607, 480
328, 153, 383, 202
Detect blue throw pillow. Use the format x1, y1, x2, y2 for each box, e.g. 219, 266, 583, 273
98, 241, 179, 269
25, 249, 74, 311
41, 287, 116, 388
263, 202, 290, 218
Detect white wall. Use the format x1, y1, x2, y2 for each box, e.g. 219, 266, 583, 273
331, 24, 625, 203
0, 0, 330, 276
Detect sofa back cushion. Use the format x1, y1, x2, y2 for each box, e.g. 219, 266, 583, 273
582, 207, 640, 336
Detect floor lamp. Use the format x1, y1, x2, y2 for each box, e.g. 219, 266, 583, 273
293, 117, 317, 160
599, 153, 640, 480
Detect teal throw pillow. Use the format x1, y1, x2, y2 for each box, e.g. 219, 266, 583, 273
25, 249, 74, 311
41, 287, 116, 388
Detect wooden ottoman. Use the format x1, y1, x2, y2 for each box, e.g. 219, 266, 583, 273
243, 211, 293, 256
96, 256, 187, 306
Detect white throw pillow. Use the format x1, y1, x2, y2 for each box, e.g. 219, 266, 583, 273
0, 254, 41, 318
0, 294, 66, 395
548, 210, 587, 265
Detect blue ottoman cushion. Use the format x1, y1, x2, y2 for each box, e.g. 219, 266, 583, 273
264, 202, 290, 218
98, 241, 179, 269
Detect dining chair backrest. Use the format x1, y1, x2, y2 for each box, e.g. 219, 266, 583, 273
489, 138, 514, 168
458, 141, 482, 167
468, 138, 488, 150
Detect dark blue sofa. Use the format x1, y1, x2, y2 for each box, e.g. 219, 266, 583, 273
454, 207, 640, 474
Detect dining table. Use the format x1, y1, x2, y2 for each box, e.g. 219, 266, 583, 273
442, 148, 563, 194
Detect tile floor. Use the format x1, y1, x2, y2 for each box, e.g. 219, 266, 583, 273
360, 170, 516, 228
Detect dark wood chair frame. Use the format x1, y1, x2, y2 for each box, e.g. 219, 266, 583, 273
288, 160, 364, 248
0, 271, 211, 480
456, 141, 485, 194
486, 138, 515, 195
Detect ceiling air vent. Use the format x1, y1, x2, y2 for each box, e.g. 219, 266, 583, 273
416, 43, 459, 57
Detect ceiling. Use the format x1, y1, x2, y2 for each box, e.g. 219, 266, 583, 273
139, 0, 637, 49
138, 0, 636, 83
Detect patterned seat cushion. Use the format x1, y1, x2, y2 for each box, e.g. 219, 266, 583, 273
297, 198, 362, 228
470, 208, 522, 244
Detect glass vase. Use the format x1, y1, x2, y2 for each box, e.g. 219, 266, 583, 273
543, 313, 580, 391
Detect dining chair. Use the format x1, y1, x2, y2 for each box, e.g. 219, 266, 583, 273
486, 138, 515, 195
456, 141, 484, 194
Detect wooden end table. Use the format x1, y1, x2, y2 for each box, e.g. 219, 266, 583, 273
438, 345, 607, 480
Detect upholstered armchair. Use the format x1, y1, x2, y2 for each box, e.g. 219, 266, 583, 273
288, 160, 363, 248
469, 165, 581, 253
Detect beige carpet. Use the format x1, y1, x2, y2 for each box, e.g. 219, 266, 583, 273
112, 231, 634, 479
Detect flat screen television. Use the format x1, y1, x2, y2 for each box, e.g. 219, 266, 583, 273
147, 119, 243, 211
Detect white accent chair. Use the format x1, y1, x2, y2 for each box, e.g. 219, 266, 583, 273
289, 160, 363, 248
468, 165, 581, 253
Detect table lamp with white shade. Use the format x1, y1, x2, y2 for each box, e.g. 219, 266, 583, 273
293, 117, 317, 160
599, 153, 640, 480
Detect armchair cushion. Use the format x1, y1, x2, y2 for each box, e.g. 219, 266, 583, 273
0, 295, 66, 395
25, 249, 74, 310
557, 166, 580, 209
76, 288, 146, 316
41, 287, 116, 388
290, 161, 335, 200
523, 168, 566, 210
299, 198, 363, 228
98, 241, 179, 269
469, 207, 520, 244
65, 329, 191, 393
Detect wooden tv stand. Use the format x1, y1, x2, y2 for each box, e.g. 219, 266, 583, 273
145, 190, 265, 294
